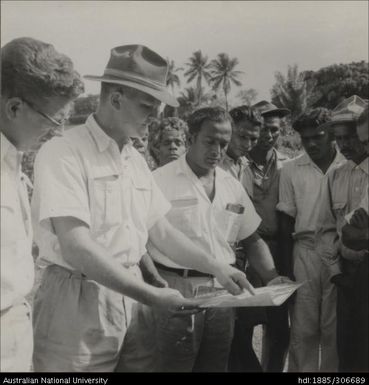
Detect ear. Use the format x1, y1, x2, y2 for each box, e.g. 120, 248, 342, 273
4, 97, 24, 120
188, 133, 196, 146
110, 90, 122, 111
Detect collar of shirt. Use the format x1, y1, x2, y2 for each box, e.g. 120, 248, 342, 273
222, 153, 247, 168
297, 150, 345, 170
357, 157, 369, 175
85, 114, 134, 158
1, 132, 23, 174
175, 154, 234, 203
275, 149, 289, 162
220, 153, 248, 180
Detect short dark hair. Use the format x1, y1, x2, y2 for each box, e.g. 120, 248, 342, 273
187, 107, 232, 136
1, 37, 84, 103
357, 105, 369, 126
229, 105, 263, 129
293, 108, 332, 132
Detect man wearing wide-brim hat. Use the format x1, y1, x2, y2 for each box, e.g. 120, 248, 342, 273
316, 95, 368, 372
31, 44, 252, 372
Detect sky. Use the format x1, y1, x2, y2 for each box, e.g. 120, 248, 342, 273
1, 1, 368, 103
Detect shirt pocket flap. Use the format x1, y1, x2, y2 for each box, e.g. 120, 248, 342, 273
132, 175, 151, 191
88, 174, 122, 233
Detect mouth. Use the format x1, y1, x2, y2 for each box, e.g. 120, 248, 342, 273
307, 149, 320, 158
168, 154, 179, 159
206, 158, 219, 165
341, 150, 353, 159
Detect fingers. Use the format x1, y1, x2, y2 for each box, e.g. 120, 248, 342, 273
223, 278, 243, 295
152, 277, 169, 288
233, 272, 256, 295
352, 208, 369, 228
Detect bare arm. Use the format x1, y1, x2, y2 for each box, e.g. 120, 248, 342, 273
240, 232, 279, 284
52, 216, 193, 309
140, 253, 168, 288
149, 216, 254, 295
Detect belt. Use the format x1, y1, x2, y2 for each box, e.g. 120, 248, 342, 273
154, 262, 213, 278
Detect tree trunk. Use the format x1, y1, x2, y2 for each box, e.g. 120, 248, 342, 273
197, 75, 202, 106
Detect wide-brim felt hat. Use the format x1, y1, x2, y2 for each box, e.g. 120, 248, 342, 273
252, 100, 290, 118
84, 44, 179, 107
319, 95, 368, 130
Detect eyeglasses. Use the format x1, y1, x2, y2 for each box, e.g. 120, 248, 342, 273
22, 99, 68, 127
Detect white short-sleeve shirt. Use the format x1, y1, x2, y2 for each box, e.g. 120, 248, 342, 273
277, 151, 345, 238
148, 155, 261, 268
1, 133, 34, 310
31, 115, 170, 270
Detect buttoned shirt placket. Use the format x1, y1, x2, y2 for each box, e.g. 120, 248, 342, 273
183, 162, 219, 259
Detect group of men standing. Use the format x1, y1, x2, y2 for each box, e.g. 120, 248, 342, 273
1, 37, 368, 373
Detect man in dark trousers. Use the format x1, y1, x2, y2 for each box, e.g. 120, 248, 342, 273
317, 96, 368, 372
244, 100, 291, 372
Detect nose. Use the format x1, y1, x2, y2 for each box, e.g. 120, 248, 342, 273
244, 138, 252, 151
210, 144, 221, 157
305, 138, 318, 149
264, 130, 273, 141
169, 141, 178, 150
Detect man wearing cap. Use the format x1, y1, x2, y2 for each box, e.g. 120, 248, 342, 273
241, 101, 290, 372
316, 96, 368, 372
31, 45, 251, 372
278, 108, 345, 372
218, 105, 265, 372
0, 37, 84, 372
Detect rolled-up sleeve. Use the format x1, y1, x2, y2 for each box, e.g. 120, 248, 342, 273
32, 138, 91, 231
277, 164, 297, 218
315, 174, 341, 278
237, 189, 261, 241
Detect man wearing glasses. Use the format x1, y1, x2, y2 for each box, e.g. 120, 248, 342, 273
0, 37, 84, 372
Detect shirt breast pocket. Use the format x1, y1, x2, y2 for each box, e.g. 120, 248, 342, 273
216, 209, 243, 244
89, 175, 122, 234
167, 199, 202, 239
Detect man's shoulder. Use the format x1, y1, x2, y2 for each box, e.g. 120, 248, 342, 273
217, 166, 246, 196
153, 158, 181, 178
327, 159, 350, 183
35, 125, 90, 166
280, 154, 304, 174
217, 165, 240, 184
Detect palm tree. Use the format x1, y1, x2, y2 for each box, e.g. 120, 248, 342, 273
209, 53, 243, 110
271, 64, 314, 121
166, 59, 183, 95
184, 50, 212, 105
237, 88, 258, 106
